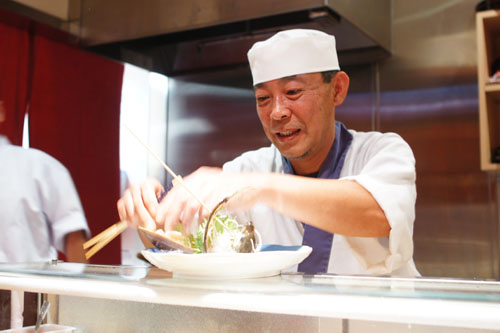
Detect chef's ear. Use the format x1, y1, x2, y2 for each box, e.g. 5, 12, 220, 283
332, 71, 349, 106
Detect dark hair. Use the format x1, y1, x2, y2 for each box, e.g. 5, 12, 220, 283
253, 70, 339, 88
321, 70, 339, 83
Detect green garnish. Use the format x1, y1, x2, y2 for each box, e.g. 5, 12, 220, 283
183, 212, 242, 253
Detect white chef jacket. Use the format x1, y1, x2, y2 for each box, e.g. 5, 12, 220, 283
0, 135, 90, 263
223, 130, 420, 277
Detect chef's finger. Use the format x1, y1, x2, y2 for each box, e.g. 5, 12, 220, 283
156, 177, 190, 222
181, 200, 201, 235
117, 198, 131, 226
156, 186, 177, 223
122, 190, 145, 228
163, 198, 186, 232
141, 178, 163, 218
121, 189, 138, 225
130, 184, 156, 230
197, 205, 206, 227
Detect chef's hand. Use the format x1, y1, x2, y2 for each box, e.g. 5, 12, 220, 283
155, 167, 223, 235
156, 167, 267, 235
117, 177, 164, 231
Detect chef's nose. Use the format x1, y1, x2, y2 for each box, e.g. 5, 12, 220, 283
270, 96, 291, 120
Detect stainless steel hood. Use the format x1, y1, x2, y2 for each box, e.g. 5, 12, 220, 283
82, 0, 391, 78
3, 0, 392, 78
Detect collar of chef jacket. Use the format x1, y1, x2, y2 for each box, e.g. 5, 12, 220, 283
281, 120, 353, 274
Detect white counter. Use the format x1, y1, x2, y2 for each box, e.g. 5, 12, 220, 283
0, 262, 499, 332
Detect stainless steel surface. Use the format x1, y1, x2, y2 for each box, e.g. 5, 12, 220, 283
326, 0, 391, 51
80, 0, 325, 44
79, 0, 389, 48
380, 0, 498, 279
77, 0, 391, 75
1, 0, 393, 75
0, 0, 81, 35
166, 76, 266, 174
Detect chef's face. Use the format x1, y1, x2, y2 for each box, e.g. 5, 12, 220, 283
254, 72, 343, 173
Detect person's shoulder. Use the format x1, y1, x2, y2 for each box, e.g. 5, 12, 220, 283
350, 129, 405, 141
349, 129, 411, 151
223, 145, 280, 172
237, 145, 277, 159
27, 147, 60, 162
20, 147, 70, 173
0, 144, 41, 162
342, 129, 416, 178
346, 129, 415, 168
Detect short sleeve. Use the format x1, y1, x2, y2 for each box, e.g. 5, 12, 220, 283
34, 152, 91, 254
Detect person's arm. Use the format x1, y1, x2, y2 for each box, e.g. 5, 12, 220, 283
232, 173, 390, 237
64, 230, 88, 263
145, 167, 389, 237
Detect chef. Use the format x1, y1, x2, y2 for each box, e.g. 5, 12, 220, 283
118, 29, 419, 276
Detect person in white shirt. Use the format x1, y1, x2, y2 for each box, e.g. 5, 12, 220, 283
117, 29, 419, 276
0, 102, 90, 264
0, 100, 91, 329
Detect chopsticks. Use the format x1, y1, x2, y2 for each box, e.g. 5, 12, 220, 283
123, 124, 212, 212
83, 124, 214, 259
83, 220, 127, 260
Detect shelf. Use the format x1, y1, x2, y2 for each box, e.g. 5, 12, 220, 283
476, 10, 500, 171
485, 82, 500, 96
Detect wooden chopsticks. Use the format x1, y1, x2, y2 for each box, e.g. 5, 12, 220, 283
123, 124, 212, 212
83, 220, 127, 260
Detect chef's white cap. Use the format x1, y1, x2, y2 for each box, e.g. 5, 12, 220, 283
247, 29, 340, 86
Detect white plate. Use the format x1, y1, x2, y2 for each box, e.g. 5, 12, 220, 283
141, 246, 312, 279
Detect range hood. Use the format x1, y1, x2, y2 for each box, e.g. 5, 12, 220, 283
4, 0, 392, 78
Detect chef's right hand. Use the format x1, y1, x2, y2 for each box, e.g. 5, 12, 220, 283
117, 177, 164, 231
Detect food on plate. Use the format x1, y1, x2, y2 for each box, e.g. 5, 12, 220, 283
154, 229, 185, 244
154, 212, 260, 254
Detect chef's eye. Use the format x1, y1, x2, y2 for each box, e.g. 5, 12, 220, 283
286, 89, 302, 96
256, 96, 269, 103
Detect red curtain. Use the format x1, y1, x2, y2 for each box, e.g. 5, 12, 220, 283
0, 16, 29, 145
1, 8, 124, 264
29, 35, 124, 264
